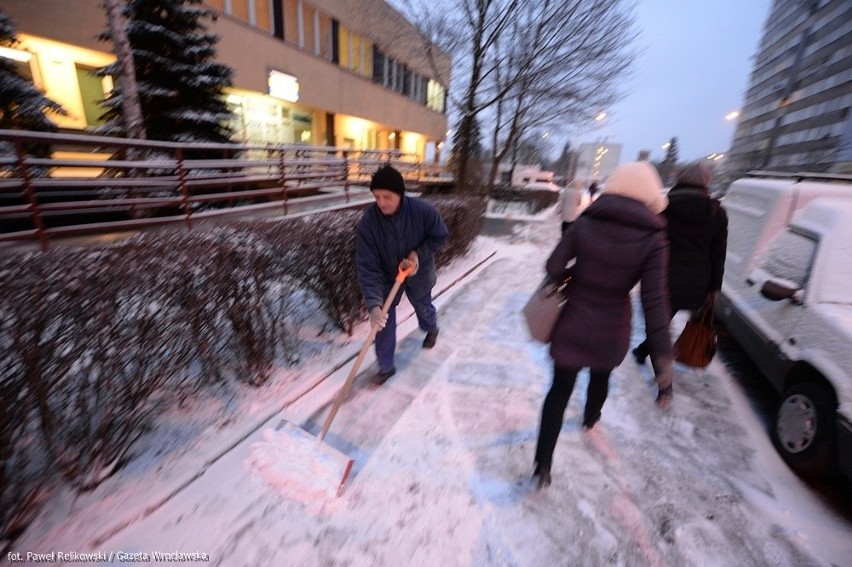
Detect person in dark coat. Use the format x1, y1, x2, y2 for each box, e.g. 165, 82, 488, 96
533, 161, 674, 489
355, 165, 449, 383
632, 162, 728, 366
588, 181, 599, 201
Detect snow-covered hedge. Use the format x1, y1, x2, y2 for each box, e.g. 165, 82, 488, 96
490, 184, 559, 214
0, 195, 485, 544
433, 195, 486, 267
229, 195, 486, 334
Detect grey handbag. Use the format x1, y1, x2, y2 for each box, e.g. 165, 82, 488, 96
522, 272, 572, 343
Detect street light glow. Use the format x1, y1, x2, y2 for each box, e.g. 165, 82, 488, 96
725, 111, 740, 121
595, 112, 607, 121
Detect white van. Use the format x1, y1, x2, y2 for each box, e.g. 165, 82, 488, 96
717, 171, 852, 479
719, 172, 852, 289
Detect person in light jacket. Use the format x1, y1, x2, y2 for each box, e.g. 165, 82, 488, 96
557, 181, 584, 233
632, 162, 728, 365
532, 161, 674, 489
355, 165, 449, 383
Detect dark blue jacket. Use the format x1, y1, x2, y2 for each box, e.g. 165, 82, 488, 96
355, 196, 449, 310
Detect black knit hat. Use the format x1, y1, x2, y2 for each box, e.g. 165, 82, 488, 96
370, 165, 405, 195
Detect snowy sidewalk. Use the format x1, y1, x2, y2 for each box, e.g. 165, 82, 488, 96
14, 213, 851, 566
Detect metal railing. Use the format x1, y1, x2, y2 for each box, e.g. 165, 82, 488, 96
0, 129, 448, 250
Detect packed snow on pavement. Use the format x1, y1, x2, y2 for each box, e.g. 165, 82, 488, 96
10, 205, 852, 567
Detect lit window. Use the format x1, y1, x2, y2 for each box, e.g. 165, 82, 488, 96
268, 70, 299, 102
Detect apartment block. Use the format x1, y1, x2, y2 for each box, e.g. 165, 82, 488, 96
574, 141, 622, 185
726, 0, 851, 178
0, 0, 451, 162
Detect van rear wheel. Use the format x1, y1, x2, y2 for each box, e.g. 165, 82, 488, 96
773, 381, 835, 478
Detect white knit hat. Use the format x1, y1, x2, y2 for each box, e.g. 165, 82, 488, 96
602, 162, 667, 215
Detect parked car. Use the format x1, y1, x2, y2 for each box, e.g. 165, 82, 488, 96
716, 171, 852, 480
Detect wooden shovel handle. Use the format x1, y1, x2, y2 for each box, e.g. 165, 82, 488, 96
318, 263, 414, 441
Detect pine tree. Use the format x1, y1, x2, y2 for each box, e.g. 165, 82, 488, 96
549, 142, 573, 181
658, 136, 680, 186
96, 0, 235, 144
0, 11, 66, 154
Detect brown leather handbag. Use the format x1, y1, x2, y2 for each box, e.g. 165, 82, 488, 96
674, 296, 717, 368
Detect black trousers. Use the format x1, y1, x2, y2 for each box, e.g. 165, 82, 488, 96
534, 364, 612, 469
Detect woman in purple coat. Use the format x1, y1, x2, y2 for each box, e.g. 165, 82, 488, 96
533, 162, 674, 489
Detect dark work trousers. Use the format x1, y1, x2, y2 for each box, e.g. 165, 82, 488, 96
374, 286, 438, 373
534, 364, 612, 468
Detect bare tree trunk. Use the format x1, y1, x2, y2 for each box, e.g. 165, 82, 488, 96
455, 18, 486, 194
103, 0, 146, 140
455, 113, 475, 192
485, 58, 506, 196
454, 0, 513, 193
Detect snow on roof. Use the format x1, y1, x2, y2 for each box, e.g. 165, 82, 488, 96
792, 197, 852, 238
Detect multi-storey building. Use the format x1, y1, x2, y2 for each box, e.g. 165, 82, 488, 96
0, 0, 450, 162
725, 0, 851, 179
574, 141, 622, 185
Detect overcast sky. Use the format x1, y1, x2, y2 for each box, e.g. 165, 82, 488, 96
577, 0, 773, 163
393, 0, 773, 165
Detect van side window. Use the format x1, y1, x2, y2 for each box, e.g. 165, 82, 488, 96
761, 230, 817, 288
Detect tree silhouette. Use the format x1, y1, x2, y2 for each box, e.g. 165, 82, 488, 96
658, 136, 679, 186
396, 0, 638, 193
0, 11, 65, 150
448, 115, 485, 190
548, 142, 573, 181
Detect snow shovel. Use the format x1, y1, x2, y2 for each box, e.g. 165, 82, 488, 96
272, 262, 414, 499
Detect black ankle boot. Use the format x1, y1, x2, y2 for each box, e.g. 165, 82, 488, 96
533, 463, 552, 490
582, 411, 601, 430
631, 346, 647, 365
422, 329, 439, 349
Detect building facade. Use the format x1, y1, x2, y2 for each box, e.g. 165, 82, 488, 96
725, 0, 852, 179
0, 0, 450, 162
574, 141, 622, 186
